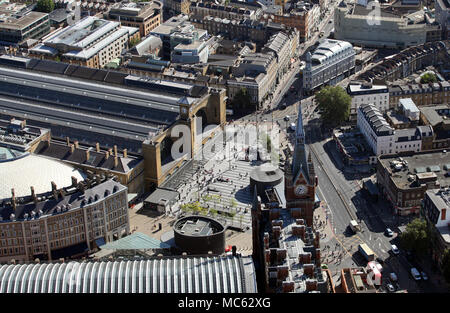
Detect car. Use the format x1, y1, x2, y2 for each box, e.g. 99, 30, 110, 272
376, 257, 384, 265
279, 103, 287, 110
385, 228, 394, 237
410, 268, 421, 281
284, 115, 290, 121
420, 271, 429, 281
389, 272, 398, 282
262, 118, 267, 122
289, 123, 296, 131
386, 283, 395, 292
391, 244, 400, 255
329, 20, 333, 23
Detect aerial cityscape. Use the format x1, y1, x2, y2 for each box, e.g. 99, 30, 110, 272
0, 0, 449, 297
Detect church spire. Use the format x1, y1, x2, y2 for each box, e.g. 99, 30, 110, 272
292, 102, 310, 184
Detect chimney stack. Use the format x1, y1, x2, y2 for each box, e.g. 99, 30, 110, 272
304, 264, 315, 278
123, 148, 127, 158
114, 156, 119, 168
86, 149, 90, 162
71, 176, 78, 187
272, 226, 281, 240
66, 137, 70, 146
96, 142, 100, 153
306, 279, 318, 292
315, 249, 321, 266
11, 188, 16, 211
105, 151, 110, 160
277, 266, 289, 280
74, 141, 79, 149
282, 281, 295, 293
70, 144, 75, 154
30, 186, 37, 204
114, 145, 118, 157
108, 148, 113, 156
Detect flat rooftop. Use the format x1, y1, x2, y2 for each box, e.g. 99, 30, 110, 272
379, 151, 450, 189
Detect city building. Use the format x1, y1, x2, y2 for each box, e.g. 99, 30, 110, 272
284, 102, 318, 227
303, 39, 355, 94
347, 81, 390, 118
171, 40, 209, 64
0, 254, 258, 292
190, 1, 261, 21
0, 162, 129, 262
228, 52, 278, 108
357, 103, 424, 156
377, 150, 450, 215
358, 41, 448, 83
389, 81, 450, 108
0, 55, 227, 191
173, 216, 226, 255
250, 109, 332, 292
164, 0, 191, 15
335, 267, 377, 293
334, 2, 441, 49
189, 15, 286, 49
420, 104, 450, 150
251, 196, 331, 293
105, 1, 163, 37
262, 31, 298, 84
29, 16, 140, 69
260, 4, 311, 41
149, 14, 208, 60
435, 0, 450, 39
423, 188, 450, 266
0, 2, 50, 47
333, 127, 377, 166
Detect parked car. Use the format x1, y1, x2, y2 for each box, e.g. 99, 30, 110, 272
420, 271, 429, 281
385, 228, 394, 237
386, 283, 395, 292
410, 268, 421, 281
289, 123, 296, 131
391, 244, 400, 255
284, 115, 290, 121
390, 272, 398, 282
376, 257, 384, 265
279, 103, 287, 110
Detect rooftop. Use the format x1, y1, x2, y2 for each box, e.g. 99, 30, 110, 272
359, 103, 394, 135
420, 104, 450, 127
379, 150, 450, 189
0, 154, 85, 201
99, 232, 171, 250
0, 254, 257, 293
0, 178, 124, 221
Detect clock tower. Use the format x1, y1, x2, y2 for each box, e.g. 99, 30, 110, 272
285, 103, 318, 227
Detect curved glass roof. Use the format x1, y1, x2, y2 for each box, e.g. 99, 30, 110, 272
0, 255, 257, 293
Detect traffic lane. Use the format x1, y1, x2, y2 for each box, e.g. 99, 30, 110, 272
313, 153, 352, 233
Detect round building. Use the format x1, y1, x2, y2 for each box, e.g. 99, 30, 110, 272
173, 216, 226, 255
249, 162, 284, 197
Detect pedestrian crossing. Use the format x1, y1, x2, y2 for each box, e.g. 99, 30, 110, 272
335, 233, 364, 255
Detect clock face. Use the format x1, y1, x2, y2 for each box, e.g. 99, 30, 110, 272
294, 185, 307, 196
181, 107, 187, 114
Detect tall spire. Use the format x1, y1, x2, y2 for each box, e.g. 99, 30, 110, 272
292, 101, 310, 184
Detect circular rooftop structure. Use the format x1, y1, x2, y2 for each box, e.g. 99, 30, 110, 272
173, 216, 226, 255
250, 162, 283, 187
0, 153, 85, 200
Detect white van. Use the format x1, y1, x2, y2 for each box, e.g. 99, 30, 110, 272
289, 123, 296, 131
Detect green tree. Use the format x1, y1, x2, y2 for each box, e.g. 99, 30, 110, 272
35, 0, 54, 13
420, 72, 438, 84
231, 88, 252, 110
441, 249, 450, 284
399, 218, 430, 256
315, 86, 351, 126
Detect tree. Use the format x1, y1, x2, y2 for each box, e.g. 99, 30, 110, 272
399, 218, 430, 256
420, 72, 438, 84
315, 86, 351, 126
231, 88, 252, 111
441, 249, 450, 284
35, 0, 54, 13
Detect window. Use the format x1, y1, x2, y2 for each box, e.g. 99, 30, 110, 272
442, 209, 447, 221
